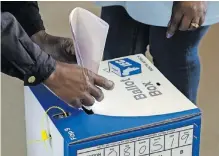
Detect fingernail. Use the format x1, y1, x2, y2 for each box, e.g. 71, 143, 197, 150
166, 33, 173, 39
167, 21, 171, 27
107, 80, 114, 90
97, 94, 104, 102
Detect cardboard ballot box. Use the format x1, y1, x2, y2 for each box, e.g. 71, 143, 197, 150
24, 54, 201, 156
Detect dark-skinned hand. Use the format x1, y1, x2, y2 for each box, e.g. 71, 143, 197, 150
31, 30, 77, 63
167, 1, 207, 38
44, 62, 114, 108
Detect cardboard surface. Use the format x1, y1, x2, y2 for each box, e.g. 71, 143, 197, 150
25, 55, 202, 156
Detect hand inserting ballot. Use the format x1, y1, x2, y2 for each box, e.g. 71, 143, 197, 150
44, 61, 115, 108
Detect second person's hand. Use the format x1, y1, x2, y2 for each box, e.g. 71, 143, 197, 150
31, 30, 77, 64
167, 1, 207, 38
44, 61, 114, 108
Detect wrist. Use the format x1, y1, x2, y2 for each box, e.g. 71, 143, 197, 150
31, 30, 48, 43
44, 61, 60, 87
31, 30, 46, 38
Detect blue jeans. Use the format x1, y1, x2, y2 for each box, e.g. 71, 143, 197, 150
101, 6, 209, 104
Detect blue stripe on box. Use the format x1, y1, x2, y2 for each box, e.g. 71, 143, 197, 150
29, 84, 201, 145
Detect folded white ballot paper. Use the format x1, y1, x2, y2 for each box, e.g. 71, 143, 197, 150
69, 7, 108, 73
69, 7, 109, 111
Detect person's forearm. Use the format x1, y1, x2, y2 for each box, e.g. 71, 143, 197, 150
1, 12, 55, 86
1, 1, 45, 36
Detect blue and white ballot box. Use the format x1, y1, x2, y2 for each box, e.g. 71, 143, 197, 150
24, 54, 202, 156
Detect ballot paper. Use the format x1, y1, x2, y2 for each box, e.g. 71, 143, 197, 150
69, 7, 109, 111
69, 7, 109, 73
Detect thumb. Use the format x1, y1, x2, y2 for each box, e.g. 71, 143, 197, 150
166, 10, 183, 38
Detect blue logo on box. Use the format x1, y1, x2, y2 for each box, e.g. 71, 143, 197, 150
109, 58, 142, 77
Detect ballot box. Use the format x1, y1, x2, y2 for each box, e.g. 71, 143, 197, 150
24, 54, 201, 156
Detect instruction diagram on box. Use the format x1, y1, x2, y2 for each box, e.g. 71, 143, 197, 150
77, 125, 194, 156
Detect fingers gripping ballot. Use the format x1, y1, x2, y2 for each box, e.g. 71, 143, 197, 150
44, 62, 114, 108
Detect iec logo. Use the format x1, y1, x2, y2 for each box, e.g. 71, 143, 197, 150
109, 58, 142, 77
